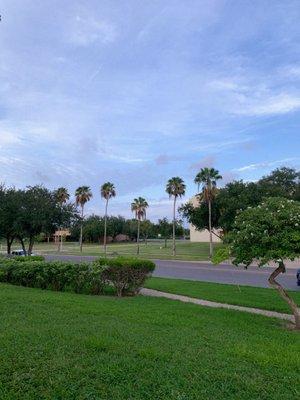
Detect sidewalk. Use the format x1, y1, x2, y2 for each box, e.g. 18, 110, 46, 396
140, 288, 295, 323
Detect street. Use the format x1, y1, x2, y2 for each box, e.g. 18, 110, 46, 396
45, 255, 299, 290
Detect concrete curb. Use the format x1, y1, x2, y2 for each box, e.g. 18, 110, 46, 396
140, 288, 294, 323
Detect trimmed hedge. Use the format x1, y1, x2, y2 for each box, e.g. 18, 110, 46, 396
0, 260, 105, 295
11, 255, 45, 262
94, 257, 155, 297
0, 256, 155, 297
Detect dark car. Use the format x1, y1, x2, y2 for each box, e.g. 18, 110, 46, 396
11, 250, 27, 256
297, 269, 300, 286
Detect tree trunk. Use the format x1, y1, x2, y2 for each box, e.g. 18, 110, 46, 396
164, 238, 167, 248
28, 237, 34, 255
79, 205, 84, 253
172, 196, 176, 256
268, 261, 300, 329
137, 219, 140, 255
208, 199, 213, 258
6, 236, 14, 254
19, 237, 26, 255
104, 198, 108, 256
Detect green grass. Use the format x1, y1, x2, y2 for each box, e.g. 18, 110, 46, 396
145, 277, 300, 314
0, 283, 299, 399
1, 240, 224, 261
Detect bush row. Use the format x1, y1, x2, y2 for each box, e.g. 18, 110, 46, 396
10, 255, 45, 262
0, 257, 155, 297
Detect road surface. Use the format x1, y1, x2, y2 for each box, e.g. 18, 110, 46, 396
44, 255, 299, 290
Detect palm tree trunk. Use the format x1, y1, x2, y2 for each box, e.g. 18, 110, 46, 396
268, 261, 300, 329
137, 218, 140, 255
208, 199, 213, 258
104, 198, 108, 256
172, 196, 176, 256
80, 205, 84, 253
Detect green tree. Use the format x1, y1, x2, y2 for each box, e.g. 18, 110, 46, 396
82, 215, 105, 243
139, 219, 154, 244
55, 187, 70, 252
100, 182, 116, 256
166, 177, 186, 256
0, 186, 23, 254
131, 197, 149, 255
217, 181, 263, 232
194, 167, 222, 257
157, 218, 172, 248
17, 186, 68, 255
75, 186, 92, 252
217, 198, 300, 329
258, 167, 300, 200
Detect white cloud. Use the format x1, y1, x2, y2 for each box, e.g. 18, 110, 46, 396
0, 130, 22, 148
237, 94, 300, 116
67, 15, 117, 46
234, 157, 300, 172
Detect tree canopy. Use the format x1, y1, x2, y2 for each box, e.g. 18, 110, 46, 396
181, 167, 300, 234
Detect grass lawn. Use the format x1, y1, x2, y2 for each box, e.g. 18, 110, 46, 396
1, 240, 224, 261
0, 284, 299, 399
145, 277, 300, 314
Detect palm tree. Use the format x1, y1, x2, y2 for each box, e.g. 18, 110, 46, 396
55, 187, 70, 252
194, 167, 222, 258
75, 186, 92, 252
166, 177, 186, 256
131, 197, 149, 255
100, 182, 116, 256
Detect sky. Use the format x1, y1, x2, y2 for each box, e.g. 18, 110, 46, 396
0, 0, 300, 221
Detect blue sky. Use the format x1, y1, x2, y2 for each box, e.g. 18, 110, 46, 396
0, 0, 300, 220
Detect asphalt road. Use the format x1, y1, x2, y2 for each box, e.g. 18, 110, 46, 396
45, 255, 300, 291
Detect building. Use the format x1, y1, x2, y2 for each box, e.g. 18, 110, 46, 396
53, 229, 71, 243
189, 196, 223, 243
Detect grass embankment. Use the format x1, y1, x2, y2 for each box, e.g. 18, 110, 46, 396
4, 241, 224, 261
0, 284, 299, 399
145, 277, 300, 314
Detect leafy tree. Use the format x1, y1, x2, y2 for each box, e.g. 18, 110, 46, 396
131, 197, 149, 255
75, 186, 92, 252
157, 218, 172, 247
16, 186, 65, 254
54, 187, 70, 252
0, 186, 23, 253
217, 181, 263, 232
139, 219, 153, 244
81, 215, 105, 243
180, 199, 220, 235
194, 168, 222, 257
166, 177, 186, 256
215, 198, 300, 329
258, 167, 300, 200
100, 182, 116, 256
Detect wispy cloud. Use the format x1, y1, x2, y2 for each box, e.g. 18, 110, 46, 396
234, 158, 300, 172
66, 15, 117, 46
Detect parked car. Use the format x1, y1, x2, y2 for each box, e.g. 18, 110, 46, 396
11, 250, 36, 257
11, 250, 27, 256
297, 269, 300, 286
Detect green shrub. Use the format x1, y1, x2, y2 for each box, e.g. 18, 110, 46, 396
12, 255, 45, 262
0, 257, 155, 297
94, 257, 155, 297
0, 259, 106, 295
